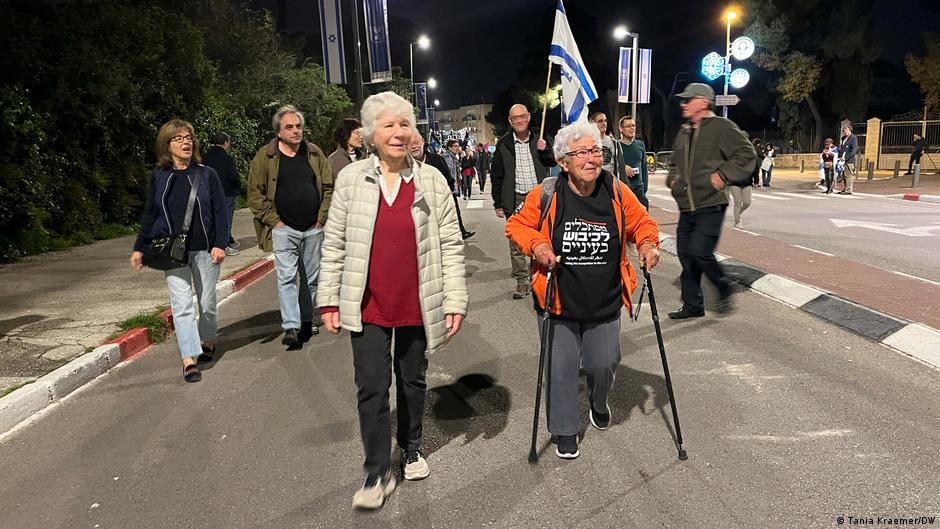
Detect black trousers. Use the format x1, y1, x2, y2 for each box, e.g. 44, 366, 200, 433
351, 324, 428, 476
676, 206, 731, 312
908, 151, 923, 172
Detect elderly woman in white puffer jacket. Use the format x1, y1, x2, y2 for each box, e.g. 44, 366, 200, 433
317, 91, 468, 511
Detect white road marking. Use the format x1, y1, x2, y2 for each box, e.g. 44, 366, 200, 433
750, 193, 790, 201
734, 228, 761, 236
775, 192, 827, 200
831, 218, 940, 237
792, 245, 834, 257
892, 271, 940, 287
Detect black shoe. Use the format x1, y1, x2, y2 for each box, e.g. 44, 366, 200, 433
462, 230, 475, 240
555, 435, 580, 459
298, 321, 319, 343
714, 285, 737, 314
196, 344, 216, 364
589, 400, 611, 430
903, 172, 913, 175
282, 328, 301, 349
667, 306, 705, 320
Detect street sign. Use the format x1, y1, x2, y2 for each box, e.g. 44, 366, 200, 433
715, 94, 740, 106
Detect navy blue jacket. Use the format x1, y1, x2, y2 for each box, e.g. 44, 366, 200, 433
133, 164, 229, 253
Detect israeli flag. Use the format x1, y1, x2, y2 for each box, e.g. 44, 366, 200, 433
548, 0, 597, 124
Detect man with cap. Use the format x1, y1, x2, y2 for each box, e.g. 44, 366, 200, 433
665, 83, 757, 319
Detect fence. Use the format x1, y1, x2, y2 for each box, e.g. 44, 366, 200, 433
880, 120, 940, 154
746, 121, 866, 154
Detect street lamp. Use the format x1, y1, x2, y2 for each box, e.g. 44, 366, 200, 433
722, 10, 737, 118
613, 26, 639, 120
427, 77, 438, 90
409, 34, 430, 83
433, 99, 440, 107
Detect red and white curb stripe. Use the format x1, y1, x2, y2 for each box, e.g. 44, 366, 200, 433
0, 255, 276, 435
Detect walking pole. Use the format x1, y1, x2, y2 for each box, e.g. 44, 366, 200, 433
529, 261, 558, 463
641, 264, 688, 460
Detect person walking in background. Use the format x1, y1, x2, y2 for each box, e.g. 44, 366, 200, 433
725, 136, 757, 229
838, 125, 858, 194
590, 111, 616, 176
318, 92, 468, 510
203, 132, 241, 255
329, 118, 364, 179
505, 122, 660, 459
443, 139, 462, 196
491, 103, 556, 300
760, 142, 775, 187
905, 133, 930, 175
750, 138, 763, 187
614, 115, 649, 209
248, 105, 333, 349
666, 83, 757, 319
131, 119, 229, 383
821, 141, 836, 194
475, 143, 490, 192
460, 148, 475, 200
410, 133, 475, 239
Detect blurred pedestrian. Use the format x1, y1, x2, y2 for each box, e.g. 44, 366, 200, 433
475, 143, 490, 192
329, 117, 364, 179
760, 142, 775, 187
443, 139, 461, 196
505, 122, 660, 459
460, 148, 475, 199
318, 91, 468, 510
905, 133, 929, 175
751, 138, 763, 187
491, 103, 557, 299
131, 119, 229, 383
248, 105, 333, 349
666, 83, 757, 319
590, 111, 616, 175
838, 125, 858, 194
203, 131, 241, 255
409, 132, 475, 239
614, 115, 649, 209
821, 140, 836, 194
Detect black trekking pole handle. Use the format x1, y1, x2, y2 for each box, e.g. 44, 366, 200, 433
529, 257, 559, 463
641, 264, 688, 460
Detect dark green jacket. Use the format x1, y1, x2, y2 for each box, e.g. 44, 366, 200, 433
248, 139, 333, 252
666, 114, 757, 212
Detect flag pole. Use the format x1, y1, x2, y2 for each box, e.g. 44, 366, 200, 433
539, 61, 553, 141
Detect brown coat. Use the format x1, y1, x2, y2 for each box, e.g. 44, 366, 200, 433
247, 138, 333, 252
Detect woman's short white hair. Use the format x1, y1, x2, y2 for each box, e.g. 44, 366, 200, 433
360, 91, 417, 147
553, 122, 602, 161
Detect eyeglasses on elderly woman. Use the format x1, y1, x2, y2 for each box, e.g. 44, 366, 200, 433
564, 147, 602, 159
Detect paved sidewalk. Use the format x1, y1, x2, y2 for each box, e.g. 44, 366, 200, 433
0, 209, 264, 395
767, 168, 940, 196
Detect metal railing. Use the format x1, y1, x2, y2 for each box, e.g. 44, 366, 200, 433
745, 121, 867, 154
880, 120, 939, 154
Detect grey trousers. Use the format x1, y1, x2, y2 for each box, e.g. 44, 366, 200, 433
536, 314, 622, 436
724, 186, 752, 224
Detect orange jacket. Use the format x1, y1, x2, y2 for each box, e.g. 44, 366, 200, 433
505, 174, 660, 316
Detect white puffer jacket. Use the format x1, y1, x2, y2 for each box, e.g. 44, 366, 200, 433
317, 156, 468, 354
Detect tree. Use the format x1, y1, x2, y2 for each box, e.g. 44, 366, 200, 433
906, 33, 940, 114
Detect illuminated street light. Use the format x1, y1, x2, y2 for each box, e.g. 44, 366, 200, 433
730, 68, 750, 88
613, 26, 629, 40
433, 99, 440, 107
731, 36, 755, 61
428, 77, 438, 89
417, 35, 430, 50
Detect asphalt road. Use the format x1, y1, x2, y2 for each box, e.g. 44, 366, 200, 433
1, 192, 938, 528
647, 173, 940, 284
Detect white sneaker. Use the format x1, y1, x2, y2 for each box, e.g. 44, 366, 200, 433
224, 246, 240, 256
351, 470, 397, 510
734, 221, 742, 229
403, 450, 430, 480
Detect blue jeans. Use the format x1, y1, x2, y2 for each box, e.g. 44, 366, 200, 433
272, 224, 324, 330
224, 196, 237, 246
165, 251, 221, 359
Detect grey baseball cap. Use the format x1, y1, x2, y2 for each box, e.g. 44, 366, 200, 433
676, 83, 715, 101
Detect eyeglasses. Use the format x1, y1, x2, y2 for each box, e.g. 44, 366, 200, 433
565, 147, 602, 159
169, 134, 194, 143
509, 113, 530, 122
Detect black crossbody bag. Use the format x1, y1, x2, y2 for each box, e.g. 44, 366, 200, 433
142, 169, 203, 271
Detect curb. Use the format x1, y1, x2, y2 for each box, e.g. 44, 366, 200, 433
900, 193, 940, 204
0, 254, 276, 437
657, 232, 940, 370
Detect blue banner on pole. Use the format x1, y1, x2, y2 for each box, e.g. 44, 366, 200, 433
318, 0, 347, 84
618, 47, 631, 103
415, 83, 428, 124
362, 0, 392, 82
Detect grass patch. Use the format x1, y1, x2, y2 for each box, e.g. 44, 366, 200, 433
1, 379, 35, 398
107, 305, 171, 344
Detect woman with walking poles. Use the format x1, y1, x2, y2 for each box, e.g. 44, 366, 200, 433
506, 122, 660, 460
317, 91, 468, 510
130, 119, 229, 383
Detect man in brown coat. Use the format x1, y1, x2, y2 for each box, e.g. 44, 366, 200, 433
248, 105, 333, 348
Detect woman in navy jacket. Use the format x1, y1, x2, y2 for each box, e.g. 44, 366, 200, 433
130, 119, 229, 383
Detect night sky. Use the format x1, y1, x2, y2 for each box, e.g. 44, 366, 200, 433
254, 0, 940, 128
